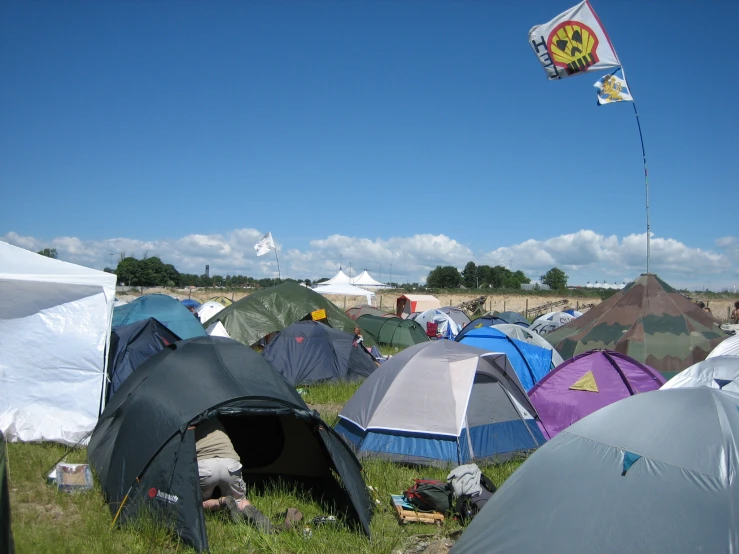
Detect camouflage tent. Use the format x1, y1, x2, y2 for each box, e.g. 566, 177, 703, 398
545, 274, 728, 375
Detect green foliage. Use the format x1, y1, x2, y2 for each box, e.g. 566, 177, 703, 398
540, 267, 568, 290
462, 262, 478, 288
37, 248, 58, 259
426, 266, 461, 289
114, 256, 181, 287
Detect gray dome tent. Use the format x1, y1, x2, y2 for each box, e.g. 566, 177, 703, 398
451, 387, 739, 554
88, 336, 372, 552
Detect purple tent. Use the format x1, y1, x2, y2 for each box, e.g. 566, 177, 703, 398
529, 350, 665, 439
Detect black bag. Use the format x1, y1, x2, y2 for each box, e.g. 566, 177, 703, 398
455, 472, 497, 524
403, 479, 453, 513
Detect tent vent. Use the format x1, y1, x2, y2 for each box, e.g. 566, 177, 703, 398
621, 451, 641, 476
569, 371, 599, 392
715, 378, 731, 390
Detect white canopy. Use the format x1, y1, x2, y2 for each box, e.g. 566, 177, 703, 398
312, 283, 376, 305
351, 270, 387, 288
316, 269, 352, 286
0, 241, 117, 445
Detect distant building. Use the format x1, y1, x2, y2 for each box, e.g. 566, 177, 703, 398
521, 282, 551, 291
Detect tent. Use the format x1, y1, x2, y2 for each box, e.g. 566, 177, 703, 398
313, 283, 376, 305
316, 269, 352, 286
708, 334, 739, 358
203, 282, 367, 347
413, 309, 461, 340
180, 298, 201, 310
336, 341, 545, 465
113, 294, 206, 340
491, 324, 565, 367
438, 306, 471, 327
345, 305, 395, 321
88, 336, 372, 552
207, 295, 233, 307
0, 431, 14, 553
494, 311, 529, 327
262, 321, 378, 386
205, 321, 231, 338
196, 300, 225, 324
107, 318, 181, 400
457, 327, 554, 391
529, 350, 665, 439
396, 294, 441, 317
351, 270, 387, 288
0, 241, 117, 445
660, 356, 739, 392
545, 274, 727, 375
450, 388, 739, 554
356, 315, 429, 349
529, 311, 574, 335
456, 315, 508, 340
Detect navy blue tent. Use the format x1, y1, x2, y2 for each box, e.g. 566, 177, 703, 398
263, 321, 378, 386
113, 294, 206, 340
457, 316, 508, 341
181, 298, 201, 309
457, 327, 554, 391
107, 318, 181, 399
495, 311, 530, 327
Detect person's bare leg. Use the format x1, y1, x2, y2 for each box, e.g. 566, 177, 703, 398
203, 498, 222, 510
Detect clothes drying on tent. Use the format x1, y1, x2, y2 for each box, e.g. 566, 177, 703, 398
708, 334, 739, 358
529, 350, 665, 439
113, 294, 206, 340
491, 324, 565, 367
0, 241, 117, 446
181, 298, 201, 310
438, 306, 471, 327
413, 309, 460, 340
529, 311, 574, 336
336, 341, 545, 466
88, 336, 372, 552
197, 300, 225, 324
450, 388, 739, 554
456, 315, 508, 340
355, 315, 428, 349
107, 318, 181, 400
660, 356, 739, 392
457, 326, 554, 392
262, 321, 378, 386
493, 311, 529, 327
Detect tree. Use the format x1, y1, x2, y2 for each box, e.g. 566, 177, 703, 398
541, 267, 568, 290
426, 266, 461, 289
461, 262, 478, 289
37, 248, 58, 259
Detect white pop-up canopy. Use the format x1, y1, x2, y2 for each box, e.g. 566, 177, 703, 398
0, 241, 117, 445
312, 283, 376, 305
351, 270, 387, 288
316, 269, 352, 286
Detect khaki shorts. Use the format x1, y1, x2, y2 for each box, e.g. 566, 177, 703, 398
198, 457, 246, 500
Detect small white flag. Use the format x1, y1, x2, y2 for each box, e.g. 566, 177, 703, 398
254, 232, 276, 256
594, 69, 633, 105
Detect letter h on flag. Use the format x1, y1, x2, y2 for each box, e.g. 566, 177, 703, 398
254, 232, 276, 256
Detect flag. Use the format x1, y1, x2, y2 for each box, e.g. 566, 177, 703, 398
254, 232, 275, 257
529, 1, 620, 80
594, 68, 633, 105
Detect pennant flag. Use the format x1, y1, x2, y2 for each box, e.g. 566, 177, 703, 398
594, 69, 633, 105
529, 0, 620, 80
569, 371, 599, 392
254, 232, 276, 257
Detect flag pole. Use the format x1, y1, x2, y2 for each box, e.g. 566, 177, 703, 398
274, 246, 281, 282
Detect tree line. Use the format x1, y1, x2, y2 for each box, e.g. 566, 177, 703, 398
426, 262, 568, 290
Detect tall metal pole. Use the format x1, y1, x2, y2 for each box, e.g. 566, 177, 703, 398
631, 101, 650, 274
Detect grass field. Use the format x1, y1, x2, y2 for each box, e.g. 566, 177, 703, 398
7, 381, 524, 554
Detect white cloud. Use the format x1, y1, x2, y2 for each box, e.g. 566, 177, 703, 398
2, 228, 736, 291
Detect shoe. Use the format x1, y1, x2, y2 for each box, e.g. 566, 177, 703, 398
242, 504, 275, 533
221, 496, 244, 525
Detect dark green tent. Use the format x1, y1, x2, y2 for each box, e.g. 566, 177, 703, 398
356, 315, 429, 349
204, 282, 371, 347
0, 431, 14, 553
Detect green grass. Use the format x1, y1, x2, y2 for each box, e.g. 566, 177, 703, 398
8, 382, 525, 553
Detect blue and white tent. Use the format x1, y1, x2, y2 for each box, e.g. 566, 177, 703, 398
457, 326, 554, 391
335, 341, 545, 465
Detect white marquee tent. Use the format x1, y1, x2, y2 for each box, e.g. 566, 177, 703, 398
0, 241, 117, 445
312, 283, 376, 305
351, 270, 387, 288
316, 269, 352, 286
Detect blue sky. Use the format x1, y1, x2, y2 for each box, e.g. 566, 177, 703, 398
2, 0, 738, 290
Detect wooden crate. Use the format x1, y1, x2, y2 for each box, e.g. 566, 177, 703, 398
391, 495, 444, 525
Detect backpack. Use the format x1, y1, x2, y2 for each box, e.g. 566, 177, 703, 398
403, 479, 453, 513
455, 472, 497, 524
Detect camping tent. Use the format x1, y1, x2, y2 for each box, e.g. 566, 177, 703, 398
351, 270, 387, 288
529, 311, 575, 335
708, 334, 739, 358
545, 273, 727, 375
203, 282, 367, 347
88, 336, 372, 552
456, 315, 508, 340
316, 269, 352, 286
529, 350, 665, 439
336, 341, 545, 465
0, 431, 14, 553
493, 311, 529, 327
356, 315, 429, 349
0, 241, 117, 445
107, 318, 181, 400
196, 300, 225, 324
660, 356, 739, 392
450, 388, 739, 554
345, 305, 395, 321
313, 283, 376, 305
413, 309, 461, 340
457, 327, 554, 391
205, 321, 231, 338
396, 294, 441, 317
113, 294, 206, 340
491, 324, 565, 367
438, 306, 471, 327
180, 298, 201, 310
262, 321, 378, 386
207, 295, 233, 307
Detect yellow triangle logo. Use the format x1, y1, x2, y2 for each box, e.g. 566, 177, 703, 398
569, 371, 599, 392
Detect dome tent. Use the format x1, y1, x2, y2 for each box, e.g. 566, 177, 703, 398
491, 324, 565, 367
529, 311, 575, 335
88, 336, 372, 552
336, 341, 545, 465
708, 334, 739, 358
356, 315, 428, 349
113, 294, 206, 340
438, 306, 471, 327
660, 356, 739, 392
196, 300, 225, 323
494, 311, 529, 327
451, 388, 739, 554
413, 309, 461, 340
456, 315, 508, 340
262, 321, 378, 386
